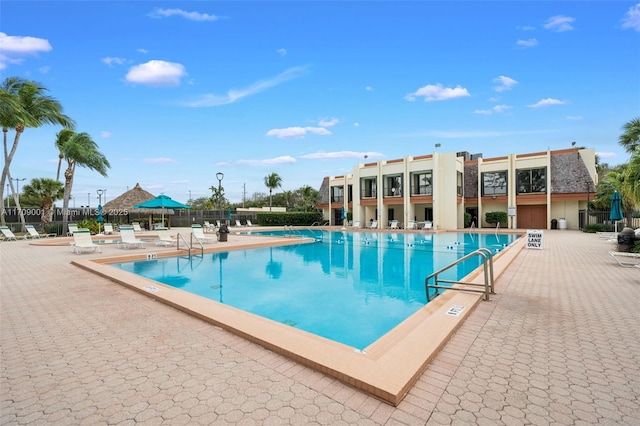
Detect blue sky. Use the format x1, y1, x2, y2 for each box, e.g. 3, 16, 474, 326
1, 1, 639, 205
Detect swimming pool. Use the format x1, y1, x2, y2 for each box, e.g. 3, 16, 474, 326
111, 231, 519, 349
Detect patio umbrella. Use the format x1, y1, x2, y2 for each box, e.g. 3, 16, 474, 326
609, 191, 624, 234
134, 194, 190, 224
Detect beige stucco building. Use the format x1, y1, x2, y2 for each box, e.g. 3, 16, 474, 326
317, 147, 597, 231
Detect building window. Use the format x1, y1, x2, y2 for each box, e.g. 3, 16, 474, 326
482, 171, 507, 196
331, 186, 344, 203
411, 171, 432, 195
457, 171, 464, 196
347, 184, 353, 203
360, 177, 377, 199
517, 167, 546, 194
384, 175, 403, 197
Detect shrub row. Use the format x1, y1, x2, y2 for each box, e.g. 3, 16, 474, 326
255, 212, 323, 226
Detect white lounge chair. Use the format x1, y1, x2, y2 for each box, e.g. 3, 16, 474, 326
155, 227, 175, 247
72, 228, 102, 254
192, 224, 215, 244
423, 221, 433, 230
67, 223, 79, 237
216, 220, 221, 228
609, 251, 640, 268
132, 222, 144, 233
25, 225, 55, 238
406, 221, 417, 230
118, 226, 145, 249
388, 220, 399, 230
204, 221, 215, 232
351, 220, 361, 228
0, 226, 18, 241
367, 220, 378, 229
235, 220, 244, 227
103, 223, 115, 235
246, 220, 256, 227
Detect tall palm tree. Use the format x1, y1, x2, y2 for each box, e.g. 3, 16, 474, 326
264, 173, 282, 211
0, 77, 74, 226
619, 117, 640, 154
58, 131, 110, 232
22, 178, 64, 229
54, 128, 74, 181
300, 185, 319, 212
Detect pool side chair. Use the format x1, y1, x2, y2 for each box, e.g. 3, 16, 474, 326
423, 221, 433, 230
609, 251, 640, 268
367, 220, 378, 229
25, 224, 55, 239
216, 220, 221, 228
72, 228, 102, 254
0, 226, 18, 241
132, 222, 144, 233
246, 220, 256, 227
155, 227, 175, 247
351, 220, 361, 228
204, 221, 215, 232
235, 220, 244, 227
118, 226, 145, 249
388, 220, 399, 230
406, 221, 417, 230
192, 224, 215, 244
67, 223, 79, 237
103, 223, 115, 235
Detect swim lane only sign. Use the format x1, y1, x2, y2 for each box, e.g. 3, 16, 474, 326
526, 230, 544, 249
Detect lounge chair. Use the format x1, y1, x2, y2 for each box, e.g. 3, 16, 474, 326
118, 226, 145, 249
192, 224, 215, 244
25, 224, 55, 238
103, 223, 115, 235
367, 220, 378, 229
67, 223, 78, 237
235, 220, 244, 227
406, 221, 417, 230
155, 227, 175, 247
423, 221, 433, 230
609, 251, 640, 268
132, 222, 144, 233
388, 220, 399, 230
216, 220, 221, 228
246, 220, 256, 227
0, 226, 18, 241
72, 228, 102, 254
204, 221, 215, 232
351, 220, 361, 228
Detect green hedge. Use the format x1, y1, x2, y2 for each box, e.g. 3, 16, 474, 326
485, 211, 508, 226
255, 212, 323, 226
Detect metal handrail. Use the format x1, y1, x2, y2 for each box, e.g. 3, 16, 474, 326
175, 232, 204, 258
190, 233, 204, 257
425, 248, 494, 301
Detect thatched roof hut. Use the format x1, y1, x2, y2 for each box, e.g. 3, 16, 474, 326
103, 183, 174, 225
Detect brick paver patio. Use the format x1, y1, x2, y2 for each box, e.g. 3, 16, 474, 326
1, 229, 638, 424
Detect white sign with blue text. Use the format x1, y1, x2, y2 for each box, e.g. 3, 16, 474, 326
526, 230, 544, 249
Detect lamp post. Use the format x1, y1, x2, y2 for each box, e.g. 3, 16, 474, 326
216, 172, 224, 224
6, 183, 10, 208
12, 178, 26, 203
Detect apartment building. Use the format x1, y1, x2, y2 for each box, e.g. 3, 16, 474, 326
317, 147, 597, 230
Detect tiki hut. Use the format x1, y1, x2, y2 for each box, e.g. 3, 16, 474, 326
103, 183, 174, 229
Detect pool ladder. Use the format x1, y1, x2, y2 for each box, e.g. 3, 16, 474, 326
425, 248, 494, 301
176, 232, 204, 258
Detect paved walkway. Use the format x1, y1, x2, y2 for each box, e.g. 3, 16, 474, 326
1, 230, 639, 425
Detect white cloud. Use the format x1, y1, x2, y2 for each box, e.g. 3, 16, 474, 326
493, 76, 518, 92
517, 38, 538, 48
138, 48, 149, 54
566, 115, 583, 121
365, 86, 374, 91
300, 151, 383, 160
236, 156, 297, 166
125, 60, 187, 87
318, 117, 339, 127
596, 151, 617, 159
474, 105, 512, 115
544, 15, 575, 32
266, 126, 331, 138
148, 8, 222, 22
405, 83, 470, 102
100, 131, 112, 138
38, 66, 50, 74
102, 56, 126, 67
527, 98, 567, 108
277, 48, 287, 56
517, 25, 536, 31
143, 157, 176, 164
621, 3, 640, 31
187, 66, 307, 107
0, 32, 52, 69
353, 122, 360, 127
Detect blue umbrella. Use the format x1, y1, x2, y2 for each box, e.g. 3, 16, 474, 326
134, 194, 190, 223
609, 191, 623, 233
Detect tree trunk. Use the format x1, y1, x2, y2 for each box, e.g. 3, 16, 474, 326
1, 129, 24, 226
61, 163, 75, 233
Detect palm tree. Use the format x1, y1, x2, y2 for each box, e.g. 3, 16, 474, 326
264, 173, 282, 211
0, 77, 74, 226
22, 178, 64, 229
619, 117, 640, 154
58, 130, 110, 232
300, 185, 319, 212
54, 128, 74, 181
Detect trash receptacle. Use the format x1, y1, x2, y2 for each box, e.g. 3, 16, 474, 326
551, 219, 558, 229
617, 227, 636, 252
218, 224, 229, 242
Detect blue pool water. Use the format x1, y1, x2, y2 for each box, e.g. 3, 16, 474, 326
111, 231, 519, 349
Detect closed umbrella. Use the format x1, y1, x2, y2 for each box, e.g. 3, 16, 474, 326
134, 194, 190, 225
609, 191, 624, 234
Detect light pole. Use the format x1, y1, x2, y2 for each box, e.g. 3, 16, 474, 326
216, 172, 224, 224
6, 183, 10, 208
12, 178, 26, 203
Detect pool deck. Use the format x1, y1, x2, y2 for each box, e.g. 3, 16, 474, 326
2, 227, 639, 424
